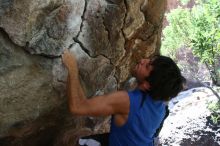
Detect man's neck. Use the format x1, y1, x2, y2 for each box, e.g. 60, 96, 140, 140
137, 85, 146, 91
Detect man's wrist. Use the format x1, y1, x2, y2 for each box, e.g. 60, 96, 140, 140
68, 67, 78, 73
68, 69, 79, 79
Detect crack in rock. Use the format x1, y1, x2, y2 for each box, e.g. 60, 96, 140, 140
71, 0, 91, 58
74, 0, 87, 39
121, 0, 128, 44
105, 0, 119, 5
101, 12, 111, 45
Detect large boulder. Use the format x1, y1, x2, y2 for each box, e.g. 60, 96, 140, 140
0, 0, 166, 145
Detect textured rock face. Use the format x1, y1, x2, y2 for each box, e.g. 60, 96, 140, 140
0, 30, 62, 135
0, 0, 166, 145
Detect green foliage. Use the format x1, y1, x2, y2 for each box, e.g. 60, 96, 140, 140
161, 0, 220, 84
207, 101, 220, 112
161, 8, 193, 57
191, 0, 220, 64
179, 0, 191, 5
211, 114, 220, 124
207, 101, 220, 124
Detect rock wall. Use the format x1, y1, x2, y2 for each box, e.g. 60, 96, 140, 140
0, 0, 166, 145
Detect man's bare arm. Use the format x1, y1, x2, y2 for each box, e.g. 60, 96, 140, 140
62, 50, 130, 116
71, 91, 130, 116
62, 50, 86, 113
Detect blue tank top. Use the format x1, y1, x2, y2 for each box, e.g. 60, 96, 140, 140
109, 89, 166, 146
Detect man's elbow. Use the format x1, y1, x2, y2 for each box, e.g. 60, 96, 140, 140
68, 101, 86, 116
69, 106, 77, 114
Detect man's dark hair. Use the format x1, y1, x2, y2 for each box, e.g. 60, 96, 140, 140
146, 55, 184, 101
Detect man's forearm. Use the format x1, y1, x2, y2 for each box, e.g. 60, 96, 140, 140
67, 70, 86, 114
62, 50, 87, 114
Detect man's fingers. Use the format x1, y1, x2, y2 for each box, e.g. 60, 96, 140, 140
62, 49, 70, 58
64, 49, 69, 53
62, 49, 69, 56
62, 49, 73, 64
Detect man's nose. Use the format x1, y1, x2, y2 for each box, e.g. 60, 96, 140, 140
140, 59, 145, 65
